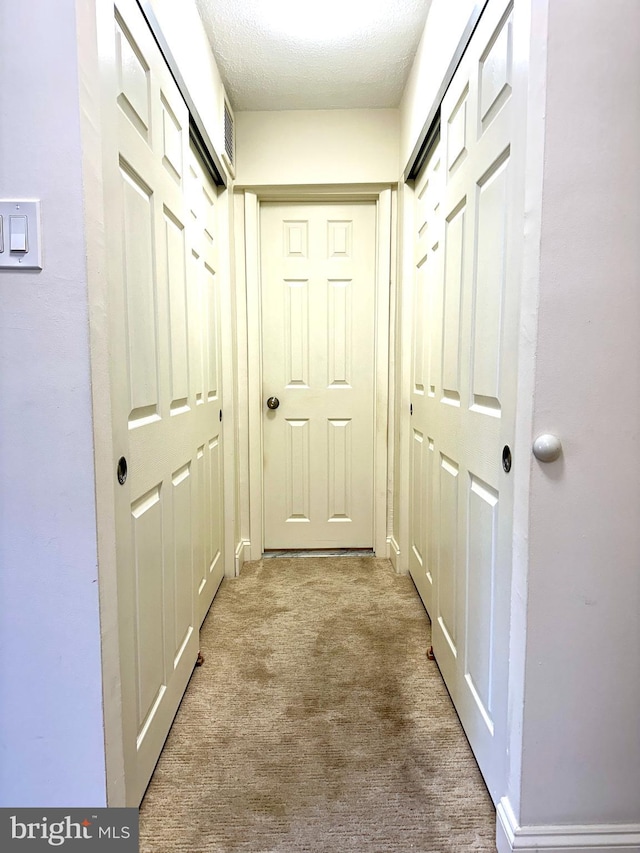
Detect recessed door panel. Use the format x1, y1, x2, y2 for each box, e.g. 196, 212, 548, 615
194, 445, 207, 598
472, 154, 509, 411
208, 436, 223, 583
284, 220, 308, 258
327, 418, 352, 521
115, 14, 150, 140
189, 251, 204, 401
131, 485, 165, 733
120, 165, 158, 420
465, 474, 498, 731
413, 258, 427, 395
161, 94, 183, 182
479, 7, 513, 132
285, 419, 310, 522
205, 264, 220, 403
442, 200, 466, 403
285, 280, 310, 388
438, 455, 459, 657
328, 280, 352, 387
411, 429, 425, 569
328, 220, 352, 258
171, 462, 192, 665
164, 208, 189, 411
447, 86, 469, 175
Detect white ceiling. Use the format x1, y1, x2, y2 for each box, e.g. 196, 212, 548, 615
194, 0, 432, 112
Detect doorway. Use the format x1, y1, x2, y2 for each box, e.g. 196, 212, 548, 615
240, 188, 393, 560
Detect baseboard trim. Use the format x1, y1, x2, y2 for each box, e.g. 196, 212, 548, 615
497, 798, 640, 852
234, 539, 250, 577
387, 535, 402, 572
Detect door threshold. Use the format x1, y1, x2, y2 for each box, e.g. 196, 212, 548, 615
262, 548, 375, 559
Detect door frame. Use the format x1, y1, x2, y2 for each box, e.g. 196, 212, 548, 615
238, 185, 393, 560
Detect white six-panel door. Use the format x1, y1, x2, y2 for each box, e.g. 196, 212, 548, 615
409, 0, 522, 802
260, 203, 377, 549
100, 0, 224, 804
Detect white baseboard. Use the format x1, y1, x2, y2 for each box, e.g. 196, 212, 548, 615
234, 539, 250, 577
497, 798, 640, 852
387, 535, 401, 572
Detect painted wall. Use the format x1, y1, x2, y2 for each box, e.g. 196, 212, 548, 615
0, 0, 107, 806
148, 0, 228, 163
399, 0, 477, 169
234, 109, 399, 186
505, 0, 640, 832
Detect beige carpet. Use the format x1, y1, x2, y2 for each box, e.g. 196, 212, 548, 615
140, 557, 496, 852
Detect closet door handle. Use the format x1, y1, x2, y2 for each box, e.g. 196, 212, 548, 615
533, 434, 562, 462
117, 456, 128, 485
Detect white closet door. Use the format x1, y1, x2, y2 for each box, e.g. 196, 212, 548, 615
101, 0, 224, 803
261, 203, 377, 549
186, 148, 225, 626
409, 138, 444, 616
409, 0, 524, 802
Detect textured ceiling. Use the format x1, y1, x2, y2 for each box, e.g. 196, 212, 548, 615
194, 0, 432, 111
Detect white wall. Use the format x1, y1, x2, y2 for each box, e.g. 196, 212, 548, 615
399, 0, 477, 169
148, 0, 228, 163
504, 0, 640, 834
0, 0, 107, 806
235, 109, 399, 186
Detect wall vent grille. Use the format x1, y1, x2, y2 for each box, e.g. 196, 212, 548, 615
224, 100, 234, 167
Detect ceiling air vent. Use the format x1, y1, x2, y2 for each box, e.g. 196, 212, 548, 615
223, 99, 235, 177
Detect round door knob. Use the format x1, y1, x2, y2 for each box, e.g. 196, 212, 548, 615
266, 396, 280, 410
532, 434, 562, 462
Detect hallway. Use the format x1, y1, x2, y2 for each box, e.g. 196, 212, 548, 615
139, 557, 495, 851
2, 2, 639, 848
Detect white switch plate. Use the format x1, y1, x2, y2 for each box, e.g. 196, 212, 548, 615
0, 200, 42, 270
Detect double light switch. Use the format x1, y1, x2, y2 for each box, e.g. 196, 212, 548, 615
0, 201, 42, 269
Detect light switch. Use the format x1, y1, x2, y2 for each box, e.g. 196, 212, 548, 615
0, 201, 41, 269
10, 215, 28, 253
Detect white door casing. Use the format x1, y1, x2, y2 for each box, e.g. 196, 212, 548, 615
408, 0, 525, 803
98, 0, 224, 804
260, 202, 377, 549
242, 189, 392, 560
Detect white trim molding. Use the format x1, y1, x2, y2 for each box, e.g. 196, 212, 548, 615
234, 539, 251, 577
387, 535, 402, 573
497, 799, 640, 853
